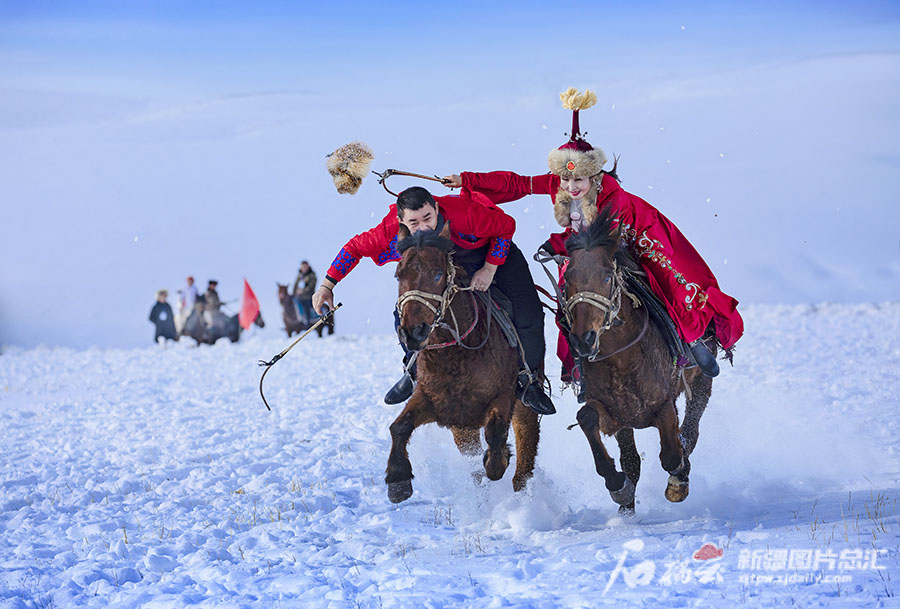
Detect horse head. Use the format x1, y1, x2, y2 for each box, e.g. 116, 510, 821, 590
564, 207, 624, 358
395, 220, 456, 352
277, 283, 289, 300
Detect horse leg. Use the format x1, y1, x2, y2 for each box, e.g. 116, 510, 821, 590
511, 400, 540, 492
576, 404, 633, 508
656, 402, 689, 503
614, 428, 641, 514
385, 393, 435, 503
680, 372, 712, 457
482, 406, 512, 482
451, 427, 481, 457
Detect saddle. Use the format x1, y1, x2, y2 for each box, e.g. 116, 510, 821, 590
621, 268, 697, 369
469, 287, 518, 350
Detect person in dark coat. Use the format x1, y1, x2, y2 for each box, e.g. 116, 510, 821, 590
149, 289, 178, 343
291, 261, 318, 324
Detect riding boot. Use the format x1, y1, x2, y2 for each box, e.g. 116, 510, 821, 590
384, 353, 417, 405
689, 339, 720, 378
517, 371, 556, 415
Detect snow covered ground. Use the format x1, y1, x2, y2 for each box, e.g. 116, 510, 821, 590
1, 303, 898, 608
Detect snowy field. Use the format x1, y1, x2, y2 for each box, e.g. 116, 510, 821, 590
1, 303, 898, 608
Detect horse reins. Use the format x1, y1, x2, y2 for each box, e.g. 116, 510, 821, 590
535, 250, 647, 362
395, 252, 492, 352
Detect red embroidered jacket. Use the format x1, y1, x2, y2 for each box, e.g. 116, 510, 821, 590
325, 191, 515, 285
459, 170, 744, 349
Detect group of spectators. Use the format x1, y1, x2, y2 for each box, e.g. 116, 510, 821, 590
148, 263, 320, 343
147, 276, 222, 343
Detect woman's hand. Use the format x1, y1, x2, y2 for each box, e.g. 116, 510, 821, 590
312, 285, 334, 315
471, 263, 497, 291
441, 174, 462, 189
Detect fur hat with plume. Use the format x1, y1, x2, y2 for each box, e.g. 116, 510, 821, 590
547, 88, 607, 179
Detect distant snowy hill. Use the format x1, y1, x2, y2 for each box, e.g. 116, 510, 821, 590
1, 303, 897, 607
2, 51, 899, 349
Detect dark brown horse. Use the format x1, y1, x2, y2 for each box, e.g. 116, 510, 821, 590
277, 283, 334, 338
181, 297, 265, 345
563, 209, 714, 513
277, 283, 309, 337
385, 221, 540, 503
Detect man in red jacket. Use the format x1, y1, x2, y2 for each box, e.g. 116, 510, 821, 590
312, 186, 556, 415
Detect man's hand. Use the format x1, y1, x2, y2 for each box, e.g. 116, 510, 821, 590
312, 285, 334, 315
441, 174, 462, 189
471, 263, 497, 291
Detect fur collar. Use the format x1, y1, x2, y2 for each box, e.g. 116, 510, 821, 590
553, 178, 602, 228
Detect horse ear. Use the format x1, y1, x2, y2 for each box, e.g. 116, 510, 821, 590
398, 223, 410, 241
608, 222, 623, 254
439, 218, 452, 240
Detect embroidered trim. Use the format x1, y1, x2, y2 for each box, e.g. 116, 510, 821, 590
377, 235, 402, 265
330, 247, 358, 278
619, 226, 708, 311
456, 231, 480, 243
488, 237, 511, 261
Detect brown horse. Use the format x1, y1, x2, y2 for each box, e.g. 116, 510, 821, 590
386, 221, 540, 503
277, 283, 309, 337
277, 283, 334, 337
563, 208, 714, 513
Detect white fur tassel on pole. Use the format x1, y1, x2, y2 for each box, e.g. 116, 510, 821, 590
326, 141, 374, 195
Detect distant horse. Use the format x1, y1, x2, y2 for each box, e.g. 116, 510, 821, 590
277, 283, 334, 337
278, 283, 309, 337
563, 209, 714, 513
181, 298, 265, 345
386, 222, 540, 503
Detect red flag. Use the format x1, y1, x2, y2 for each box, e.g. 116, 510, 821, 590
239, 279, 260, 330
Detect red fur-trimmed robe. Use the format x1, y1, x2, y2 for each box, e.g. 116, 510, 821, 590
460, 170, 744, 375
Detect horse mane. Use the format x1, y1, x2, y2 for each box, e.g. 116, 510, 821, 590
397, 228, 454, 254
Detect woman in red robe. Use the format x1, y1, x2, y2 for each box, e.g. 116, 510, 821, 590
443, 88, 743, 382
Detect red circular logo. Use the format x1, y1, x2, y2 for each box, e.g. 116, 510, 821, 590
566, 161, 576, 171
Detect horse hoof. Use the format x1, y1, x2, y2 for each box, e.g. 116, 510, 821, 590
665, 475, 689, 503
618, 503, 636, 517
483, 447, 510, 482
387, 479, 413, 503
609, 477, 636, 507
512, 474, 532, 493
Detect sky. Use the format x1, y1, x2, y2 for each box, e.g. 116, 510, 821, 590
1, 1, 899, 348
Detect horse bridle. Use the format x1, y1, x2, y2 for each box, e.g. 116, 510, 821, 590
564, 259, 624, 335
563, 259, 648, 362
395, 252, 488, 352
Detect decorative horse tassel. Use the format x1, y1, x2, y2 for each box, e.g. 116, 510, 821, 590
258, 303, 343, 411
327, 142, 374, 195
